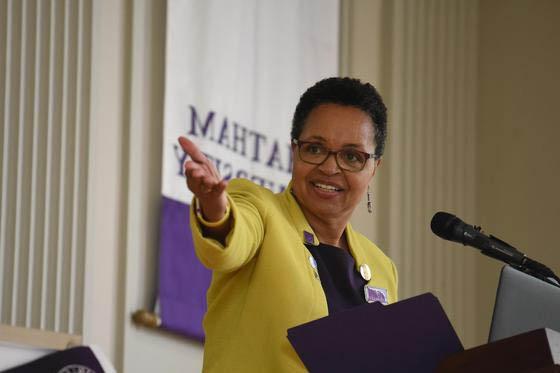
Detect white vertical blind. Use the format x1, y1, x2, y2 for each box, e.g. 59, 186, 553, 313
0, 0, 92, 335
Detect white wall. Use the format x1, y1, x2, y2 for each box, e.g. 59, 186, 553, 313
87, 0, 204, 371
476, 0, 560, 343
85, 0, 129, 367
120, 0, 205, 370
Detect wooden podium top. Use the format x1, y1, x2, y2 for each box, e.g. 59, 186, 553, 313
437, 328, 560, 373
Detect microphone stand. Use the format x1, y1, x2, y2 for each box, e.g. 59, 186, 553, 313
481, 234, 560, 288
514, 256, 560, 288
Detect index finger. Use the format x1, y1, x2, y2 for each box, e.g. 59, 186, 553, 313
178, 136, 207, 163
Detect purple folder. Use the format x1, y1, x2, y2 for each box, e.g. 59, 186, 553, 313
287, 293, 463, 373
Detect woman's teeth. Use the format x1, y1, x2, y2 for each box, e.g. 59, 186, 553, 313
314, 183, 341, 192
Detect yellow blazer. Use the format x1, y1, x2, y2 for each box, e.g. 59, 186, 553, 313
190, 178, 398, 373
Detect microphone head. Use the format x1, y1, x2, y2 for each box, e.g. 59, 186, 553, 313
430, 211, 461, 240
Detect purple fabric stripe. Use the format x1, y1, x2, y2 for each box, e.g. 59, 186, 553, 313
159, 196, 211, 341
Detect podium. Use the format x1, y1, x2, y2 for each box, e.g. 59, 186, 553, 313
437, 328, 560, 373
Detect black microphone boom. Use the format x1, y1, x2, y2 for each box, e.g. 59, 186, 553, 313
430, 212, 526, 265
430, 211, 560, 286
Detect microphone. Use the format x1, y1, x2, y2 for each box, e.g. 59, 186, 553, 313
430, 211, 560, 286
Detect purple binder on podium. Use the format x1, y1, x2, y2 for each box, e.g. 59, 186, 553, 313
287, 293, 463, 373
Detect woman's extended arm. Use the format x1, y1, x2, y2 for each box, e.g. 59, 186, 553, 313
178, 136, 231, 244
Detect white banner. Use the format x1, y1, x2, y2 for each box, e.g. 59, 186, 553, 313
163, 0, 339, 202
159, 0, 339, 340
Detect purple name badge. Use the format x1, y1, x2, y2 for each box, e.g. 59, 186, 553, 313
304, 231, 314, 244
364, 285, 388, 305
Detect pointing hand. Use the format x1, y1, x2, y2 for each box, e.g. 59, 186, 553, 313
178, 136, 228, 222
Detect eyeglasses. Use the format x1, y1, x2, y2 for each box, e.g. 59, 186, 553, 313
292, 139, 378, 172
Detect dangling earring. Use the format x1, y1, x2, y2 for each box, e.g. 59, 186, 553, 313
367, 185, 373, 214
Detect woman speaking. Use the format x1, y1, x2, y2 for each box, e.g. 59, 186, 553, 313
178, 77, 398, 372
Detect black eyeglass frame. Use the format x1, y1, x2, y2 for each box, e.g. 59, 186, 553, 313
292, 139, 378, 172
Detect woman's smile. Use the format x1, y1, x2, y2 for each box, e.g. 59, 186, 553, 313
312, 180, 343, 192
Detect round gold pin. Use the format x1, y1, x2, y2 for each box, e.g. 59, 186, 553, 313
359, 264, 371, 281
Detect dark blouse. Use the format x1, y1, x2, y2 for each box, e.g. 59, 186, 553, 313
306, 242, 367, 314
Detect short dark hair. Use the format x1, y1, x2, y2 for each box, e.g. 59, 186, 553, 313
291, 77, 388, 158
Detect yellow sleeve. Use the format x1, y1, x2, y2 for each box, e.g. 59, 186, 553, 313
190, 179, 268, 273
391, 260, 399, 302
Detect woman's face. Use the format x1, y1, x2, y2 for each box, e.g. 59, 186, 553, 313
291, 103, 379, 223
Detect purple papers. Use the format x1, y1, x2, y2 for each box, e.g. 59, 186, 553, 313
287, 293, 463, 373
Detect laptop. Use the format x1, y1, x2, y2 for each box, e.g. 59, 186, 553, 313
489, 265, 560, 342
